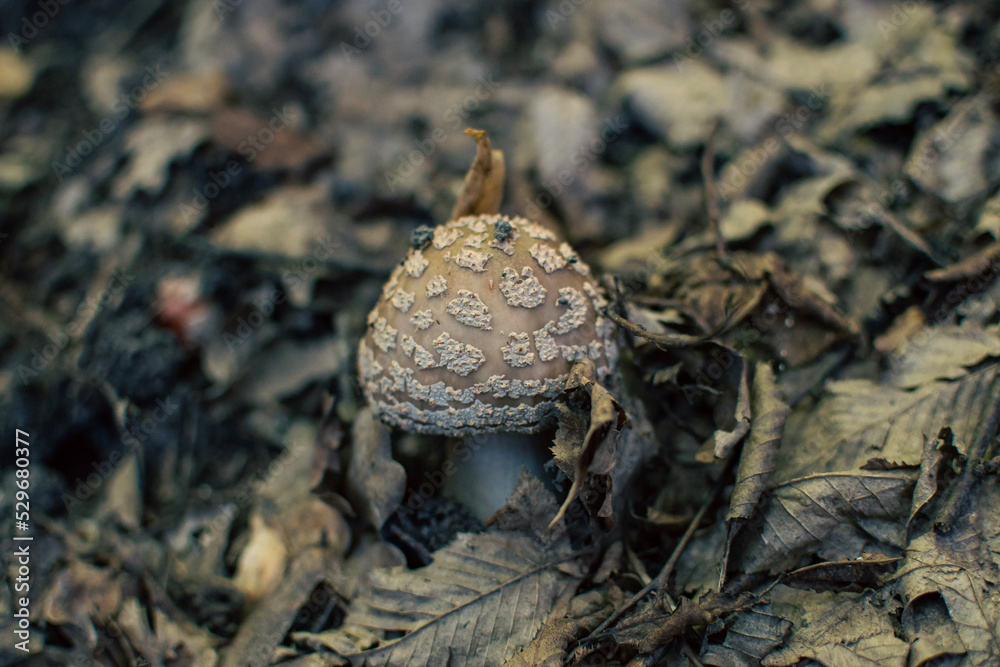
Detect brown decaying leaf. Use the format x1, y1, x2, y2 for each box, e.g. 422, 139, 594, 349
904, 597, 967, 667
894, 514, 1000, 664
491, 468, 566, 542
874, 305, 925, 354
346, 407, 406, 530
887, 323, 1000, 388
209, 106, 327, 170
778, 554, 901, 593
905, 95, 1000, 205
907, 427, 959, 536
329, 531, 580, 666
722, 363, 789, 583
450, 128, 506, 219
701, 603, 791, 667
776, 361, 1000, 483
549, 359, 630, 529
139, 69, 229, 113
634, 248, 859, 368
734, 470, 915, 574
727, 363, 788, 521
764, 588, 908, 667
42, 561, 123, 646
762, 252, 861, 340
502, 618, 594, 667
221, 547, 345, 667
502, 590, 619, 667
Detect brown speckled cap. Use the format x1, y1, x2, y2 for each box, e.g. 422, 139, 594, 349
358, 214, 618, 436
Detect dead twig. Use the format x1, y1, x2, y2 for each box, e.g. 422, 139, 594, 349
584, 450, 739, 639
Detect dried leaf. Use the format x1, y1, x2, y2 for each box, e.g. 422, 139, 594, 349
221, 547, 345, 667
905, 95, 1000, 204
95, 451, 142, 530
113, 118, 208, 198
333, 531, 580, 666
895, 516, 1000, 664
907, 428, 959, 535
777, 362, 1000, 482
722, 363, 789, 582
140, 69, 228, 113
778, 554, 901, 593
450, 128, 506, 219
491, 468, 565, 541
728, 364, 788, 522
278, 497, 351, 559
874, 306, 925, 354
887, 323, 1000, 388
347, 407, 406, 530
764, 589, 908, 667
502, 591, 616, 667
208, 184, 407, 271
600, 593, 747, 658
701, 603, 791, 667
42, 561, 122, 645
734, 471, 915, 574
0, 49, 34, 99
210, 106, 327, 170
550, 359, 630, 529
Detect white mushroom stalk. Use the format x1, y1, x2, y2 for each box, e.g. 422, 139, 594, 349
359, 214, 618, 518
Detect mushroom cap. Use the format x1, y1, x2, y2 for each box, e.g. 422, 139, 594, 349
358, 214, 618, 436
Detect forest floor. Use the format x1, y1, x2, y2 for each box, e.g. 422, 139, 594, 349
2, 0, 1000, 665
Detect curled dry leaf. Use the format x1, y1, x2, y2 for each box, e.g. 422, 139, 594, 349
491, 468, 566, 542
710, 349, 751, 461
346, 407, 406, 530
777, 554, 901, 594
722, 362, 789, 583
449, 128, 506, 219
550, 359, 630, 529
907, 427, 960, 536
874, 305, 925, 354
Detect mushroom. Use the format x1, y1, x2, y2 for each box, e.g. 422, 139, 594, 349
358, 213, 618, 518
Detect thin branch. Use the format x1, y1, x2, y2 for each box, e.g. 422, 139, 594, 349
585, 451, 739, 639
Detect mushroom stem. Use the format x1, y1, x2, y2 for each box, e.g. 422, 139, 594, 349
441, 432, 552, 521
